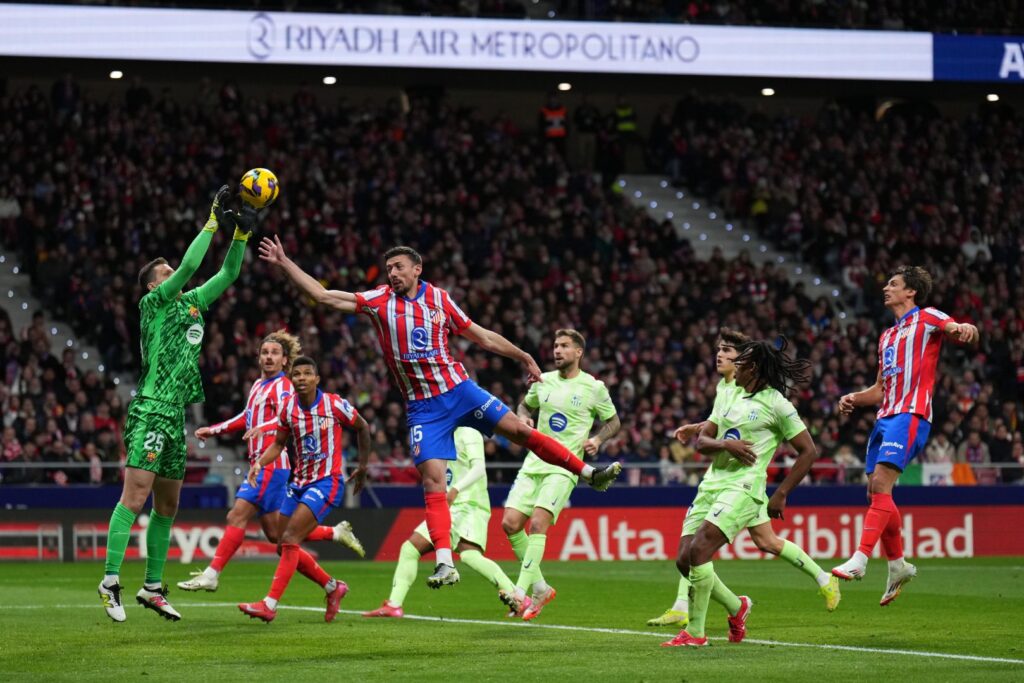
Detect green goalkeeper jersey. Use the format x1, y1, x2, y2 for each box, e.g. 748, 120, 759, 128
135, 225, 248, 406
703, 383, 807, 498
447, 427, 490, 511
520, 370, 618, 481
137, 287, 210, 406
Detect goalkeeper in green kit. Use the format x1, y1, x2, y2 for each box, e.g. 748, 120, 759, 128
98, 186, 260, 623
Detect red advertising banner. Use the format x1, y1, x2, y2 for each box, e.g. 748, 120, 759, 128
374, 506, 1024, 561
70, 520, 282, 563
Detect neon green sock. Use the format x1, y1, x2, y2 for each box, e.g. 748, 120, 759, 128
687, 562, 715, 638
388, 541, 421, 607
508, 529, 546, 589
104, 503, 137, 576
675, 574, 691, 606
507, 530, 529, 560
711, 573, 742, 615
461, 549, 515, 593
144, 511, 175, 585
515, 533, 547, 592
780, 540, 826, 584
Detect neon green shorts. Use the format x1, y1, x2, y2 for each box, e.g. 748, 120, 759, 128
505, 471, 576, 524
680, 485, 769, 542
414, 502, 492, 552
123, 398, 187, 481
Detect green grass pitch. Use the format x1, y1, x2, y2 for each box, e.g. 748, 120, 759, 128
1, 558, 1021, 681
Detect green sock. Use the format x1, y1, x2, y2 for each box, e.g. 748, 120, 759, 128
144, 511, 175, 585
388, 541, 421, 606
673, 574, 691, 611
687, 562, 715, 638
780, 540, 826, 584
515, 533, 547, 593
507, 530, 529, 560
461, 549, 515, 593
711, 573, 742, 615
104, 503, 137, 576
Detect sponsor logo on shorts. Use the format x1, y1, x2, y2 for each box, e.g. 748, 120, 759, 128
310, 488, 325, 500
881, 441, 905, 450
185, 323, 204, 345
724, 428, 742, 440
549, 412, 568, 432
712, 507, 724, 517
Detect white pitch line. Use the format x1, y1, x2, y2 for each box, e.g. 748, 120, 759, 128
1, 602, 1021, 666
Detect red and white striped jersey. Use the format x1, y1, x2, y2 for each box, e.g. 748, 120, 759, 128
877, 306, 954, 423
277, 389, 359, 487
208, 372, 292, 469
355, 281, 472, 402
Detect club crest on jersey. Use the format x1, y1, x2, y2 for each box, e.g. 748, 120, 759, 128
188, 305, 199, 319
571, 394, 582, 408
146, 451, 157, 462
430, 309, 443, 325
747, 410, 758, 422
446, 468, 453, 487
549, 412, 568, 432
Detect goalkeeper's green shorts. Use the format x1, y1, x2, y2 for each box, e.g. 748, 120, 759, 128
123, 398, 188, 481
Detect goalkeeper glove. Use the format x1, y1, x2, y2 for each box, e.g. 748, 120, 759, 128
203, 185, 234, 233
230, 205, 265, 242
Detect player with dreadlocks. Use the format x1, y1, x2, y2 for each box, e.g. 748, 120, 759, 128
663, 338, 821, 648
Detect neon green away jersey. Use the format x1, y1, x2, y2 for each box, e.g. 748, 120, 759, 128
521, 370, 617, 480
448, 427, 490, 511
703, 384, 807, 497
136, 286, 209, 406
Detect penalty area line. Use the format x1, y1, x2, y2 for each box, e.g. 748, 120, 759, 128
2, 602, 1021, 666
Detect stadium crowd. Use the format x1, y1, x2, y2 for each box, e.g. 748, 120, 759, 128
0, 75, 1021, 487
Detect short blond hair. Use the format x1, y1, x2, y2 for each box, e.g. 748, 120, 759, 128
261, 329, 302, 371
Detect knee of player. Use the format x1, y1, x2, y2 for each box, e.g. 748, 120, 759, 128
751, 533, 782, 555
527, 518, 550, 535
675, 554, 689, 575
501, 519, 520, 536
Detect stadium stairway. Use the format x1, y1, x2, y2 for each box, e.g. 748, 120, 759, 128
619, 175, 850, 324
0, 246, 135, 400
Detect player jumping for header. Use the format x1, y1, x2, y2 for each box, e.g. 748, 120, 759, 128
833, 266, 978, 606
258, 238, 622, 588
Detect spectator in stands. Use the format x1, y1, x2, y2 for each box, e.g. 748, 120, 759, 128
924, 431, 956, 464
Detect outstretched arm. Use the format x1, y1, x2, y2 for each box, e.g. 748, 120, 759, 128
195, 231, 248, 305
155, 187, 230, 300
461, 322, 543, 384
258, 235, 357, 313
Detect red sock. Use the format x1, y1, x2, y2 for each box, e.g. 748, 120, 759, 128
304, 526, 334, 542
880, 502, 904, 560
210, 525, 245, 572
525, 430, 586, 476
268, 543, 300, 601
295, 547, 331, 588
424, 491, 452, 551
857, 493, 895, 556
